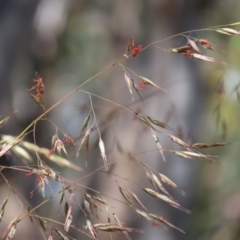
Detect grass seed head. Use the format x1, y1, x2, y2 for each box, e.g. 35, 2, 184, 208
99, 137, 109, 171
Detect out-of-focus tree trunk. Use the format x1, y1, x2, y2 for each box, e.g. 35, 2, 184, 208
0, 0, 39, 133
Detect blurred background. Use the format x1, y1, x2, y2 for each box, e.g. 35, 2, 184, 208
1, 0, 240, 239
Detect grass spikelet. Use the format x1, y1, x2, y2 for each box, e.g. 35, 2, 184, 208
139, 76, 168, 93
188, 38, 200, 53
198, 39, 222, 52
94, 224, 140, 233
38, 217, 46, 231
171, 46, 192, 53
76, 124, 93, 157
145, 168, 156, 189
118, 186, 133, 206
147, 116, 175, 131
131, 76, 143, 101
151, 173, 172, 199
172, 151, 193, 159
0, 196, 9, 222
168, 134, 190, 149
86, 218, 97, 238
135, 209, 158, 226
91, 196, 106, 205
50, 132, 69, 158
150, 128, 166, 162
80, 111, 91, 138
180, 151, 216, 160
84, 194, 101, 211
128, 190, 148, 211
64, 206, 72, 232
159, 173, 186, 196
135, 113, 153, 129
124, 72, 135, 101
84, 200, 91, 215
6, 220, 18, 240
27, 206, 34, 223
149, 214, 185, 233
142, 188, 190, 213
216, 27, 240, 35
99, 137, 109, 171
0, 115, 11, 128
190, 53, 215, 62
190, 142, 230, 149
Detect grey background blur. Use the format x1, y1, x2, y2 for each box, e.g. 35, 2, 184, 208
1, 1, 240, 240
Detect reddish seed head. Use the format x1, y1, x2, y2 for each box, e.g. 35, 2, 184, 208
126, 37, 135, 54
198, 39, 215, 50
28, 75, 45, 107
132, 45, 142, 57
139, 81, 147, 89
184, 51, 194, 58
198, 39, 209, 45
